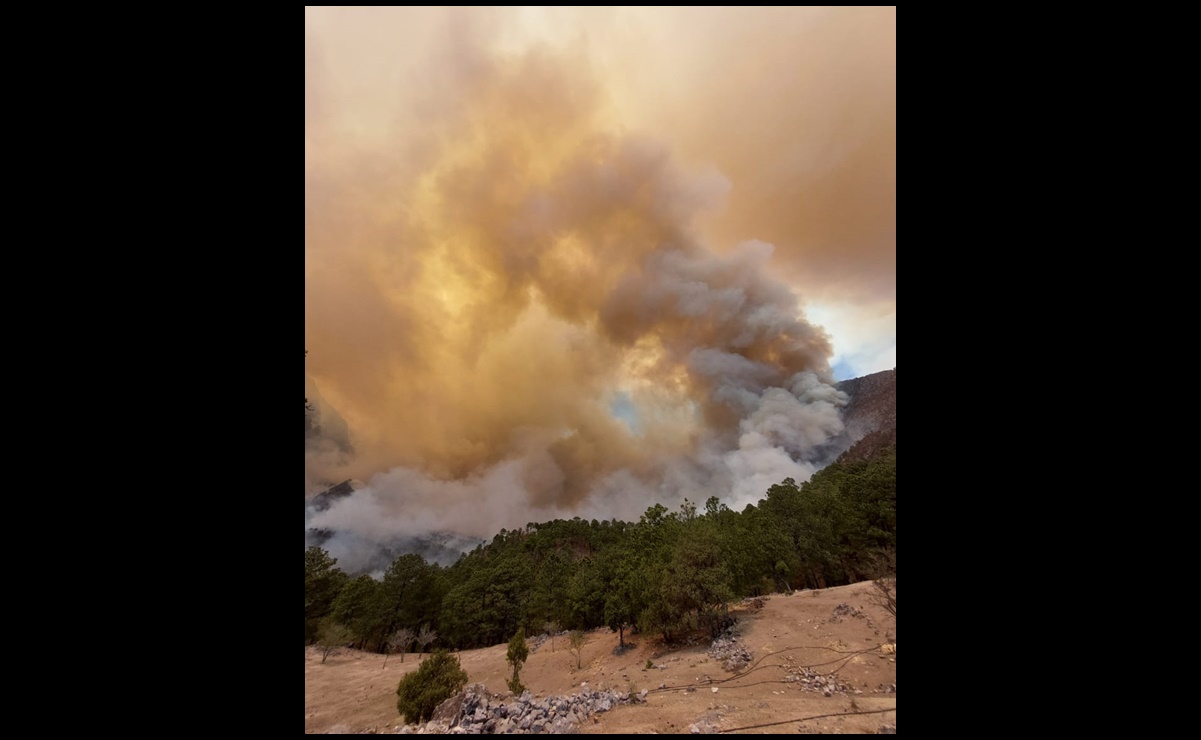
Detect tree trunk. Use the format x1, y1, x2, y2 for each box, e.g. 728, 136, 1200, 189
776, 575, 793, 594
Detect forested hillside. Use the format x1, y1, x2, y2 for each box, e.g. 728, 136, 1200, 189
305, 445, 895, 652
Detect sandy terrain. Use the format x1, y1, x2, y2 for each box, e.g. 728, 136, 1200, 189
305, 581, 896, 734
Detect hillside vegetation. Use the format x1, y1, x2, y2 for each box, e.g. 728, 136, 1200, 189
306, 446, 896, 654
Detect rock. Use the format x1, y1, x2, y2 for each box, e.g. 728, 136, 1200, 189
878, 724, 897, 734
431, 692, 468, 726
548, 717, 575, 734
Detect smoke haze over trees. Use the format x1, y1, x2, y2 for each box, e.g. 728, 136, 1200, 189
305, 444, 895, 652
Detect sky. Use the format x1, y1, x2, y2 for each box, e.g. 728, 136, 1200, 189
304, 6, 895, 563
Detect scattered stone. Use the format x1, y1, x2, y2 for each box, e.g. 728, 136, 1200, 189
830, 603, 864, 622
689, 715, 720, 734
396, 681, 639, 735
708, 621, 754, 672
781, 666, 853, 696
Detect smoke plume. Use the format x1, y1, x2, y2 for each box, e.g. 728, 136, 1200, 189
304, 7, 892, 564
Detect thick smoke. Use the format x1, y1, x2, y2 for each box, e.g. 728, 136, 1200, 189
305, 8, 889, 563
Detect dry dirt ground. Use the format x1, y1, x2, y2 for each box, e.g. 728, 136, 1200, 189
304, 581, 897, 734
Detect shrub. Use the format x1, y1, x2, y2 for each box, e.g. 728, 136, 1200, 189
396, 649, 469, 724
386, 627, 414, 667
867, 548, 896, 618
542, 620, 560, 652
317, 620, 354, 664
568, 630, 587, 669
506, 627, 529, 695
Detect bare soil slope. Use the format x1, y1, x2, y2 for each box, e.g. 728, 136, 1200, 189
304, 581, 897, 734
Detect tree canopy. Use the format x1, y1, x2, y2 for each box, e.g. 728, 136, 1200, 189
305, 445, 896, 652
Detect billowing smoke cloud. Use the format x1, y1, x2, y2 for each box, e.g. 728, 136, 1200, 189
305, 7, 891, 562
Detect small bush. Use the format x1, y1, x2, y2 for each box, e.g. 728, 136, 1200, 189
568, 630, 587, 669
506, 627, 529, 695
396, 649, 469, 724
542, 620, 560, 652
317, 620, 354, 664
867, 548, 896, 618
506, 674, 526, 695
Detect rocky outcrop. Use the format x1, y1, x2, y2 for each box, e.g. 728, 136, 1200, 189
394, 683, 646, 734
